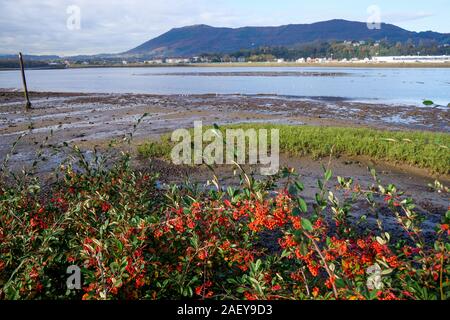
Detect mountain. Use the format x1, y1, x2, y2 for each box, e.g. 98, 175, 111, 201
126, 19, 450, 57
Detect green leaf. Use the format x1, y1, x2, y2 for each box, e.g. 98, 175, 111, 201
335, 278, 345, 288
301, 218, 313, 232
227, 186, 235, 198
288, 184, 298, 196
295, 181, 304, 192
114, 279, 123, 288
370, 168, 377, 179
325, 169, 332, 181
298, 198, 307, 213
381, 268, 393, 276
423, 100, 434, 106
369, 289, 378, 300
315, 193, 322, 204
317, 179, 323, 190
292, 207, 301, 217
236, 287, 246, 293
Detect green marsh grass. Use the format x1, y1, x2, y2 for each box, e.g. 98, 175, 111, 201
138, 125, 450, 174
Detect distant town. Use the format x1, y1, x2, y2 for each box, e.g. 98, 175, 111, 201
135, 54, 450, 65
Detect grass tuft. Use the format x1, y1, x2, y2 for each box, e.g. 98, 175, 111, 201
137, 125, 450, 174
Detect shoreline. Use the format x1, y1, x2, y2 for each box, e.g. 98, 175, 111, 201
67, 62, 450, 69
2, 62, 450, 71
193, 62, 450, 68
1, 89, 448, 110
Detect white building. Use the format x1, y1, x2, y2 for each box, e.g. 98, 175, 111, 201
145, 59, 164, 64
166, 58, 190, 64
373, 55, 450, 63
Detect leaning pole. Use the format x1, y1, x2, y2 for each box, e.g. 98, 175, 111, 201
18, 52, 32, 110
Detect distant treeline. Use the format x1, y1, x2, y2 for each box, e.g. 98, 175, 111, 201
199, 40, 450, 62
0, 59, 66, 69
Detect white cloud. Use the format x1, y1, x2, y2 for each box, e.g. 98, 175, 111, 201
0, 0, 242, 55
0, 0, 445, 56
383, 11, 435, 23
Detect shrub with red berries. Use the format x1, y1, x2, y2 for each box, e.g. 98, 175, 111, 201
0, 150, 448, 300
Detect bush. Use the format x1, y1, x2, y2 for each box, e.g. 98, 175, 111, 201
1, 144, 448, 300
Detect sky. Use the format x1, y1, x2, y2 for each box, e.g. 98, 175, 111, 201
0, 0, 449, 56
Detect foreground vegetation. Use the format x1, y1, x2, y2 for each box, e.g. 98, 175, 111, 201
138, 125, 450, 174
0, 128, 448, 300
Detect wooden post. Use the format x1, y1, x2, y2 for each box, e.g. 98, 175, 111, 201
18, 52, 32, 110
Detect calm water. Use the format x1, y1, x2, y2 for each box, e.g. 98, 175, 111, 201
1, 67, 449, 106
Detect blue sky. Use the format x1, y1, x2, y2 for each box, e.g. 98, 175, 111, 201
0, 0, 448, 55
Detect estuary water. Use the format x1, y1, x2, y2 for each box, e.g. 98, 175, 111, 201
0, 66, 449, 106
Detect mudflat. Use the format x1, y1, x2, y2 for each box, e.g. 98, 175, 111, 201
0, 91, 448, 227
